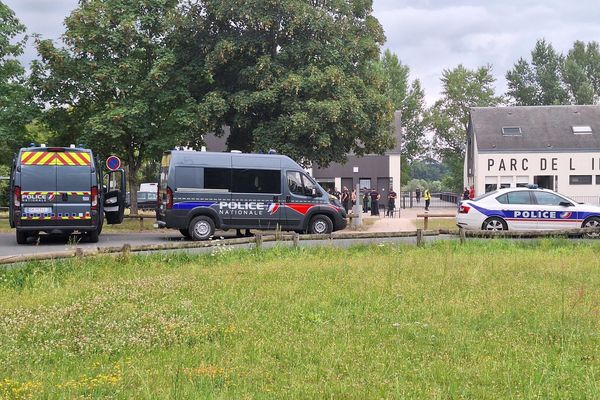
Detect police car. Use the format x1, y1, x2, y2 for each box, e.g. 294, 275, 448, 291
456, 185, 600, 235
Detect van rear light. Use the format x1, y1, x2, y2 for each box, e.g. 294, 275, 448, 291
14, 186, 21, 209
91, 186, 98, 210
459, 204, 470, 214
166, 187, 173, 209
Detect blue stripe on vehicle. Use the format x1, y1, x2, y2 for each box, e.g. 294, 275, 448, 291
173, 201, 216, 210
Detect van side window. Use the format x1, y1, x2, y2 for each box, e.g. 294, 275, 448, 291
231, 169, 281, 194
175, 167, 203, 189
287, 171, 304, 196
204, 168, 231, 191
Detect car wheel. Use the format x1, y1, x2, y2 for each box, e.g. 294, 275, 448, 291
179, 228, 191, 238
482, 217, 507, 231
309, 215, 333, 235
188, 216, 215, 241
16, 230, 28, 245
582, 217, 600, 238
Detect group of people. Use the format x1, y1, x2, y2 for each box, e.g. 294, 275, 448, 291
328, 186, 398, 216
413, 187, 432, 211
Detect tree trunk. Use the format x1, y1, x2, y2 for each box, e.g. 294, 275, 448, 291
128, 164, 139, 215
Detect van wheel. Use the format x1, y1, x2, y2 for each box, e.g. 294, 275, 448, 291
189, 216, 215, 241
179, 229, 191, 238
88, 229, 99, 243
16, 230, 28, 245
309, 215, 333, 235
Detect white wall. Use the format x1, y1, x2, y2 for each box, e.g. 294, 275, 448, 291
388, 154, 401, 193
475, 151, 600, 198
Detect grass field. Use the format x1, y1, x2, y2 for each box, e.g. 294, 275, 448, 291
416, 217, 458, 231
1, 240, 600, 398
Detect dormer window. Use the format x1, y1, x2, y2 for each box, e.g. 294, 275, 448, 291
501, 126, 522, 136
572, 125, 592, 134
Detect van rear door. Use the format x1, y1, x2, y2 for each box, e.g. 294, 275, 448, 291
55, 151, 93, 223
19, 153, 58, 221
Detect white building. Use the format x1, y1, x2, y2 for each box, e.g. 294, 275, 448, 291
465, 105, 600, 204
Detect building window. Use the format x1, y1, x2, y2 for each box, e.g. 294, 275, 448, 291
501, 126, 522, 136
569, 175, 593, 185
572, 125, 593, 134
516, 176, 529, 187
485, 176, 498, 193
359, 178, 371, 189
596, 175, 600, 185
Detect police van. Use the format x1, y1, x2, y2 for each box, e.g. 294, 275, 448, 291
156, 150, 347, 240
9, 145, 126, 244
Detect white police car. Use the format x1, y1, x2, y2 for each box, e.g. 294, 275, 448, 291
456, 186, 600, 235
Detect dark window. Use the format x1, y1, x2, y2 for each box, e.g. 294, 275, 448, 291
301, 174, 319, 197
485, 183, 497, 193
534, 192, 566, 206
499, 183, 510, 189
502, 126, 522, 136
204, 168, 231, 191
496, 194, 509, 204
596, 175, 600, 185
57, 166, 91, 191
516, 182, 529, 188
231, 169, 280, 194
506, 191, 532, 205
569, 175, 592, 185
175, 167, 203, 189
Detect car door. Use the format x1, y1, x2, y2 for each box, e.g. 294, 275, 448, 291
229, 168, 282, 230
532, 191, 578, 230
103, 168, 126, 224
496, 190, 538, 230
55, 151, 93, 224
19, 150, 58, 222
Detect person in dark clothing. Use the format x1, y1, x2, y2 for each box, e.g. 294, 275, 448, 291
415, 187, 421, 204
463, 187, 470, 200
333, 188, 341, 200
370, 189, 380, 216
341, 186, 350, 212
362, 188, 369, 213
386, 187, 397, 217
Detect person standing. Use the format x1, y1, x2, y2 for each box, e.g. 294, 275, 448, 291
463, 187, 469, 200
423, 188, 431, 211
415, 187, 421, 204
362, 188, 369, 213
351, 189, 357, 208
469, 185, 475, 200
341, 186, 350, 212
370, 188, 380, 216
386, 187, 397, 217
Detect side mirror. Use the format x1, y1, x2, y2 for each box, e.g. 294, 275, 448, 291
559, 201, 573, 207
311, 188, 318, 197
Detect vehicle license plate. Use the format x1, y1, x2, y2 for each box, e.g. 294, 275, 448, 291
24, 207, 52, 214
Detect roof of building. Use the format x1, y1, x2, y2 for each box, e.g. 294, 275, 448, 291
470, 105, 600, 152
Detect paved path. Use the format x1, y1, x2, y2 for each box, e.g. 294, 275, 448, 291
363, 207, 458, 233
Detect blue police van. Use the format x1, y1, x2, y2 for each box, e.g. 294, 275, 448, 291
156, 150, 347, 240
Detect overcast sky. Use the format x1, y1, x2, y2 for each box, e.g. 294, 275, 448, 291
6, 0, 600, 104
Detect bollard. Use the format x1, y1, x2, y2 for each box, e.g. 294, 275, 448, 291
459, 227, 466, 245
416, 229, 423, 246
139, 216, 144, 231
423, 216, 429, 231
293, 232, 300, 247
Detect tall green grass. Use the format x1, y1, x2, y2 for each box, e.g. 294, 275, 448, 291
0, 240, 599, 399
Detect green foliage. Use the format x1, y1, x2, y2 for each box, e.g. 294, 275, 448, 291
409, 157, 449, 182
31, 0, 223, 211
1, 242, 600, 397
379, 49, 427, 162
428, 64, 499, 191
182, 0, 395, 166
562, 41, 600, 105
506, 39, 569, 105
0, 2, 39, 164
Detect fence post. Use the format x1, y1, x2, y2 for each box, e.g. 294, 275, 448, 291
459, 227, 466, 245
416, 228, 423, 246
255, 233, 263, 249
139, 216, 144, 231
423, 215, 429, 231
293, 232, 300, 248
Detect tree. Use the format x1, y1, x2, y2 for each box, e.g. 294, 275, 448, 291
31, 0, 225, 213
506, 39, 569, 105
180, 0, 395, 167
379, 49, 427, 184
428, 64, 500, 191
562, 40, 600, 104
0, 2, 38, 164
